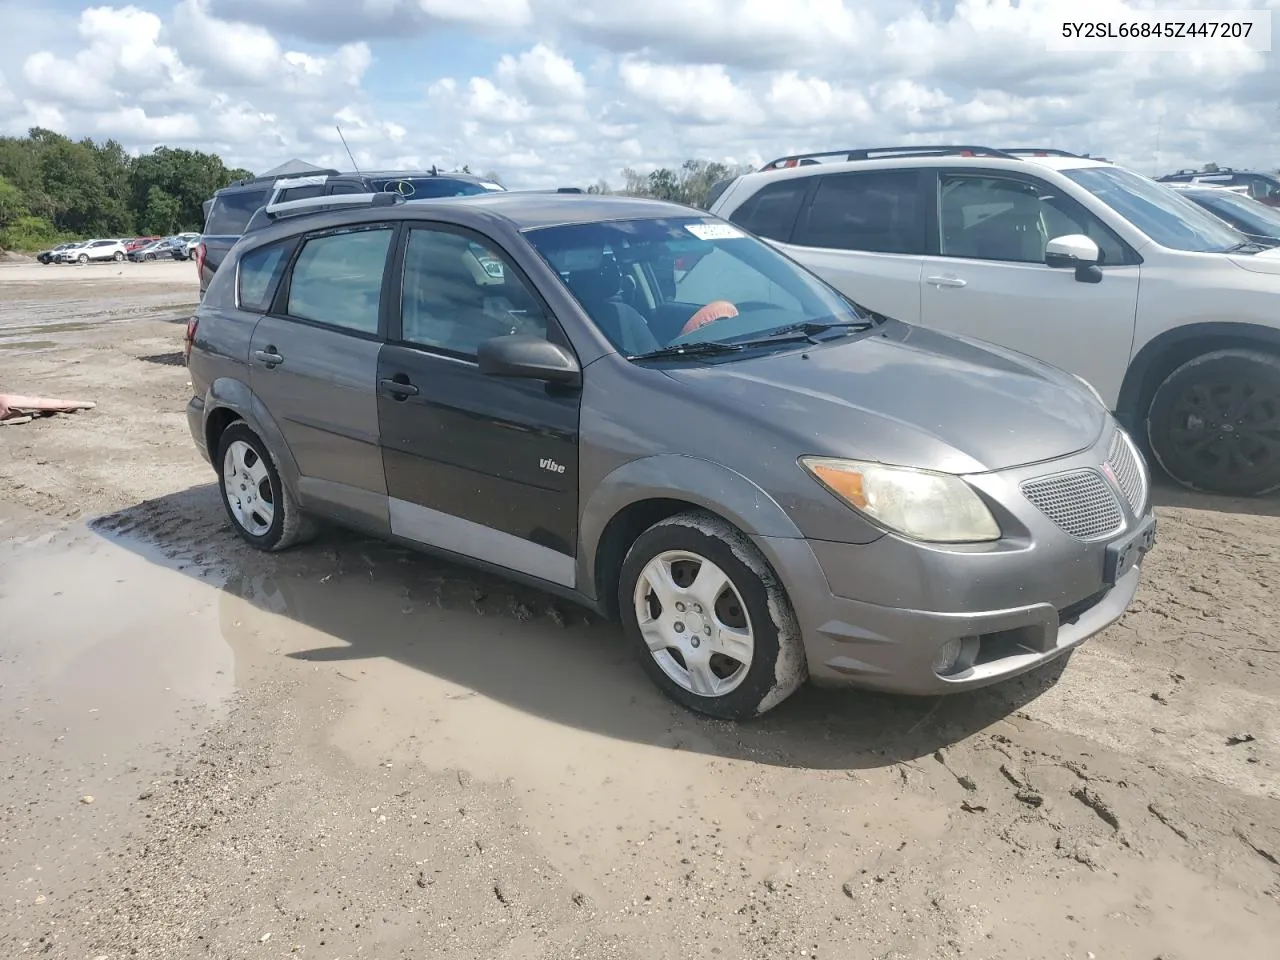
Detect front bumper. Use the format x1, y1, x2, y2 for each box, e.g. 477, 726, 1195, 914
755, 425, 1156, 695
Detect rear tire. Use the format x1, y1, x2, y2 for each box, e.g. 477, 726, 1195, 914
1147, 348, 1280, 496
215, 422, 316, 551
618, 510, 807, 720
113, 251, 124, 261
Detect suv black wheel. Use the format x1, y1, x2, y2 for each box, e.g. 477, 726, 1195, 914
618, 510, 807, 720
215, 422, 316, 551
1147, 348, 1280, 496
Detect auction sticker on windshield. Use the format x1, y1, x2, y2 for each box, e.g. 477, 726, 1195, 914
686, 223, 746, 241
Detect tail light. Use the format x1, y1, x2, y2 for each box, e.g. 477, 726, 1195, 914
183, 316, 198, 365
194, 241, 206, 280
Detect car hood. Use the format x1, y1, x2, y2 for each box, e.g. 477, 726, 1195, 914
1229, 244, 1280, 276
660, 322, 1107, 474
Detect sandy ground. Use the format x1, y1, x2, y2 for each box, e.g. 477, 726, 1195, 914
1, 262, 1277, 960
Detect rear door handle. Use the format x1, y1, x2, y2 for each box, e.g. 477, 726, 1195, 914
379, 377, 419, 399
926, 275, 967, 288
253, 348, 284, 366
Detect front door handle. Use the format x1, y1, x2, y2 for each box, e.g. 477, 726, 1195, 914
379, 377, 419, 400
926, 275, 967, 288
254, 348, 284, 366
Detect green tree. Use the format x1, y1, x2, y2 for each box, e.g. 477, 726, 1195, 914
140, 185, 183, 235
0, 175, 25, 229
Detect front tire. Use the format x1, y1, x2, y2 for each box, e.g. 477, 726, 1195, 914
215, 422, 315, 551
77, 254, 88, 264
618, 510, 807, 720
1147, 348, 1280, 496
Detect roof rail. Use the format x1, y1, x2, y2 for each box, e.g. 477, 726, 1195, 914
760, 145, 1018, 170
244, 191, 406, 233
999, 148, 1082, 157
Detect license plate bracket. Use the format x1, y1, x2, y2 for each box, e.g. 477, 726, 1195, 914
1103, 515, 1157, 586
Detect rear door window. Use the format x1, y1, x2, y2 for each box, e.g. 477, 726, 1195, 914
204, 188, 271, 235
791, 171, 926, 254
277, 184, 326, 203
285, 227, 394, 336
726, 178, 807, 241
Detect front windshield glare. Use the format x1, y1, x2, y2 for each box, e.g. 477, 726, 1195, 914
1063, 166, 1245, 253
524, 217, 863, 356
1199, 192, 1280, 235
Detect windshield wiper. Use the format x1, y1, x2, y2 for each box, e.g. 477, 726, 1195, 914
628, 341, 745, 361
729, 319, 874, 347
1225, 240, 1267, 254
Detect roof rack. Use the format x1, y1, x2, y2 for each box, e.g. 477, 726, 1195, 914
244, 192, 406, 233
999, 148, 1082, 157
760, 145, 1019, 170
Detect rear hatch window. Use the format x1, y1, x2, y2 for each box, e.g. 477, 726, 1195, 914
204, 187, 271, 236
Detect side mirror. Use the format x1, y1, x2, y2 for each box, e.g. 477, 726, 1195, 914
1045, 234, 1103, 283
477, 335, 581, 386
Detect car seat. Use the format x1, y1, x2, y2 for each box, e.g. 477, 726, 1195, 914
566, 260, 660, 354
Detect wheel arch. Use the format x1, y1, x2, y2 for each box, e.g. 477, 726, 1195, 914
203, 377, 303, 501
577, 455, 804, 620
1116, 322, 1280, 436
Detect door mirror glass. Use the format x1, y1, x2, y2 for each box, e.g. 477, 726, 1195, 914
477, 335, 581, 386
1045, 234, 1101, 268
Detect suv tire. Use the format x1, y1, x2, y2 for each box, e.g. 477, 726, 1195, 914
1147, 348, 1280, 496
618, 510, 807, 719
215, 422, 316, 551
112, 251, 124, 261
77, 254, 88, 264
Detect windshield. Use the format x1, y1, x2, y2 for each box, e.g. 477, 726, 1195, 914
524, 217, 865, 357
1062, 166, 1245, 253
1189, 190, 1280, 238
369, 177, 498, 199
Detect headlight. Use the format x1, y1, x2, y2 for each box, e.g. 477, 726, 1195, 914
1073, 373, 1106, 407
800, 457, 1001, 543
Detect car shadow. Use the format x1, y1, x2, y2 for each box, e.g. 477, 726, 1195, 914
88, 484, 1071, 772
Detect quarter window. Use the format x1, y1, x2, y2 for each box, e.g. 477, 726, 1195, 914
238, 242, 291, 313
400, 228, 547, 356
791, 171, 925, 254
286, 227, 394, 335
939, 174, 1129, 265
727, 178, 807, 241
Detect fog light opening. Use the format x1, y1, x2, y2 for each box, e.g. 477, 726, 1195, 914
932, 635, 980, 677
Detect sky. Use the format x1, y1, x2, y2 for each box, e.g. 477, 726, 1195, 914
0, 0, 1275, 189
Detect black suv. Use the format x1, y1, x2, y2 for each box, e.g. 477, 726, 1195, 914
196, 168, 505, 297
1156, 168, 1280, 207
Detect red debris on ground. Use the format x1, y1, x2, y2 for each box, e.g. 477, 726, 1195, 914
0, 393, 97, 425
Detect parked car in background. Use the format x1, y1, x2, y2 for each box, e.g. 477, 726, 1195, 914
59, 239, 127, 263
36, 242, 78, 264
184, 190, 1155, 720
129, 237, 187, 262
126, 236, 161, 252
1157, 168, 1280, 207
196, 167, 506, 298
1168, 183, 1280, 247
709, 145, 1280, 496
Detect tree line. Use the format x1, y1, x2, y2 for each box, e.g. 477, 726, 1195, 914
0, 128, 253, 252
0, 128, 753, 253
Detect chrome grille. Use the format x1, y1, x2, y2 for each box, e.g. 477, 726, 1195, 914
1105, 429, 1147, 515
1021, 469, 1124, 541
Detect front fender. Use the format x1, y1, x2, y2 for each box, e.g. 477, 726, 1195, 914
204, 377, 303, 502
576, 454, 805, 599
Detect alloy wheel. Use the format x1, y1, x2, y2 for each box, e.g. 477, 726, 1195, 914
632, 549, 754, 697
222, 439, 276, 537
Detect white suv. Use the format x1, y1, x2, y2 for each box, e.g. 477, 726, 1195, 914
60, 238, 127, 264
709, 146, 1280, 496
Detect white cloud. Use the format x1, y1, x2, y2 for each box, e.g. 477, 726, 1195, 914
0, 0, 1276, 191
618, 60, 763, 126
495, 45, 586, 103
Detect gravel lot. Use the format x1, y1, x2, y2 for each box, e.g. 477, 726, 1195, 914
1, 261, 1277, 959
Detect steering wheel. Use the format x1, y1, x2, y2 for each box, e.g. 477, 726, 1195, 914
680, 300, 739, 337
